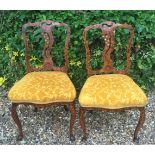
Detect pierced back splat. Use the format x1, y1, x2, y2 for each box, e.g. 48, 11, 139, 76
22, 20, 71, 73
83, 21, 134, 76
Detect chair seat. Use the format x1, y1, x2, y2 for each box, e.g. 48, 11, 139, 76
79, 74, 147, 109
8, 71, 76, 104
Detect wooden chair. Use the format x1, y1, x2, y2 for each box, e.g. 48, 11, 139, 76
8, 20, 76, 141
79, 21, 148, 142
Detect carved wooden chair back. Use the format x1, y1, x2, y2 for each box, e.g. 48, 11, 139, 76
22, 20, 70, 73
82, 21, 134, 76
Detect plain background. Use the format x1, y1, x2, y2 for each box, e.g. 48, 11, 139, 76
0, 0, 155, 10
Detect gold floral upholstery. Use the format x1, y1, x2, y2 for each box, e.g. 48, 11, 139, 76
8, 71, 76, 104
79, 74, 147, 109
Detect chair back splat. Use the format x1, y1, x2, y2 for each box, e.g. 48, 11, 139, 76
22, 20, 70, 73
83, 21, 134, 76
9, 21, 76, 141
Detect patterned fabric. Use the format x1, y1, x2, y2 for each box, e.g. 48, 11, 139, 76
79, 74, 147, 109
8, 71, 76, 104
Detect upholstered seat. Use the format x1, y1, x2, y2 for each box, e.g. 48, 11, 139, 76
8, 71, 76, 104
79, 74, 147, 109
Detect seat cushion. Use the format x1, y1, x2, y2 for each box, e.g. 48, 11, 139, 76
79, 74, 147, 109
8, 71, 76, 104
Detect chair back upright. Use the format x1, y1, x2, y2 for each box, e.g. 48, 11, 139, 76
22, 20, 71, 73
83, 21, 134, 76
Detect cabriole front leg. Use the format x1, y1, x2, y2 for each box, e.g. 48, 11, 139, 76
69, 102, 76, 141
11, 103, 24, 141
79, 107, 87, 141
133, 107, 145, 142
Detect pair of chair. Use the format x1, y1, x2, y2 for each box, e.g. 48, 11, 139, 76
8, 20, 147, 142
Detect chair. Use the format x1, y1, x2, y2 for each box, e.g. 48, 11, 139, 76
8, 20, 76, 141
79, 21, 147, 142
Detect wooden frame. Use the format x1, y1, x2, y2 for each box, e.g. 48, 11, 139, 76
79, 21, 145, 142
11, 20, 76, 141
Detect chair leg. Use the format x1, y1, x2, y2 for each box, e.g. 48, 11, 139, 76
88, 110, 93, 114
68, 103, 76, 141
133, 107, 145, 142
33, 107, 38, 112
64, 105, 69, 112
11, 103, 24, 141
79, 107, 87, 141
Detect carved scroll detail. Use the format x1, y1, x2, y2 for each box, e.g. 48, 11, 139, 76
83, 21, 134, 76
22, 20, 71, 73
